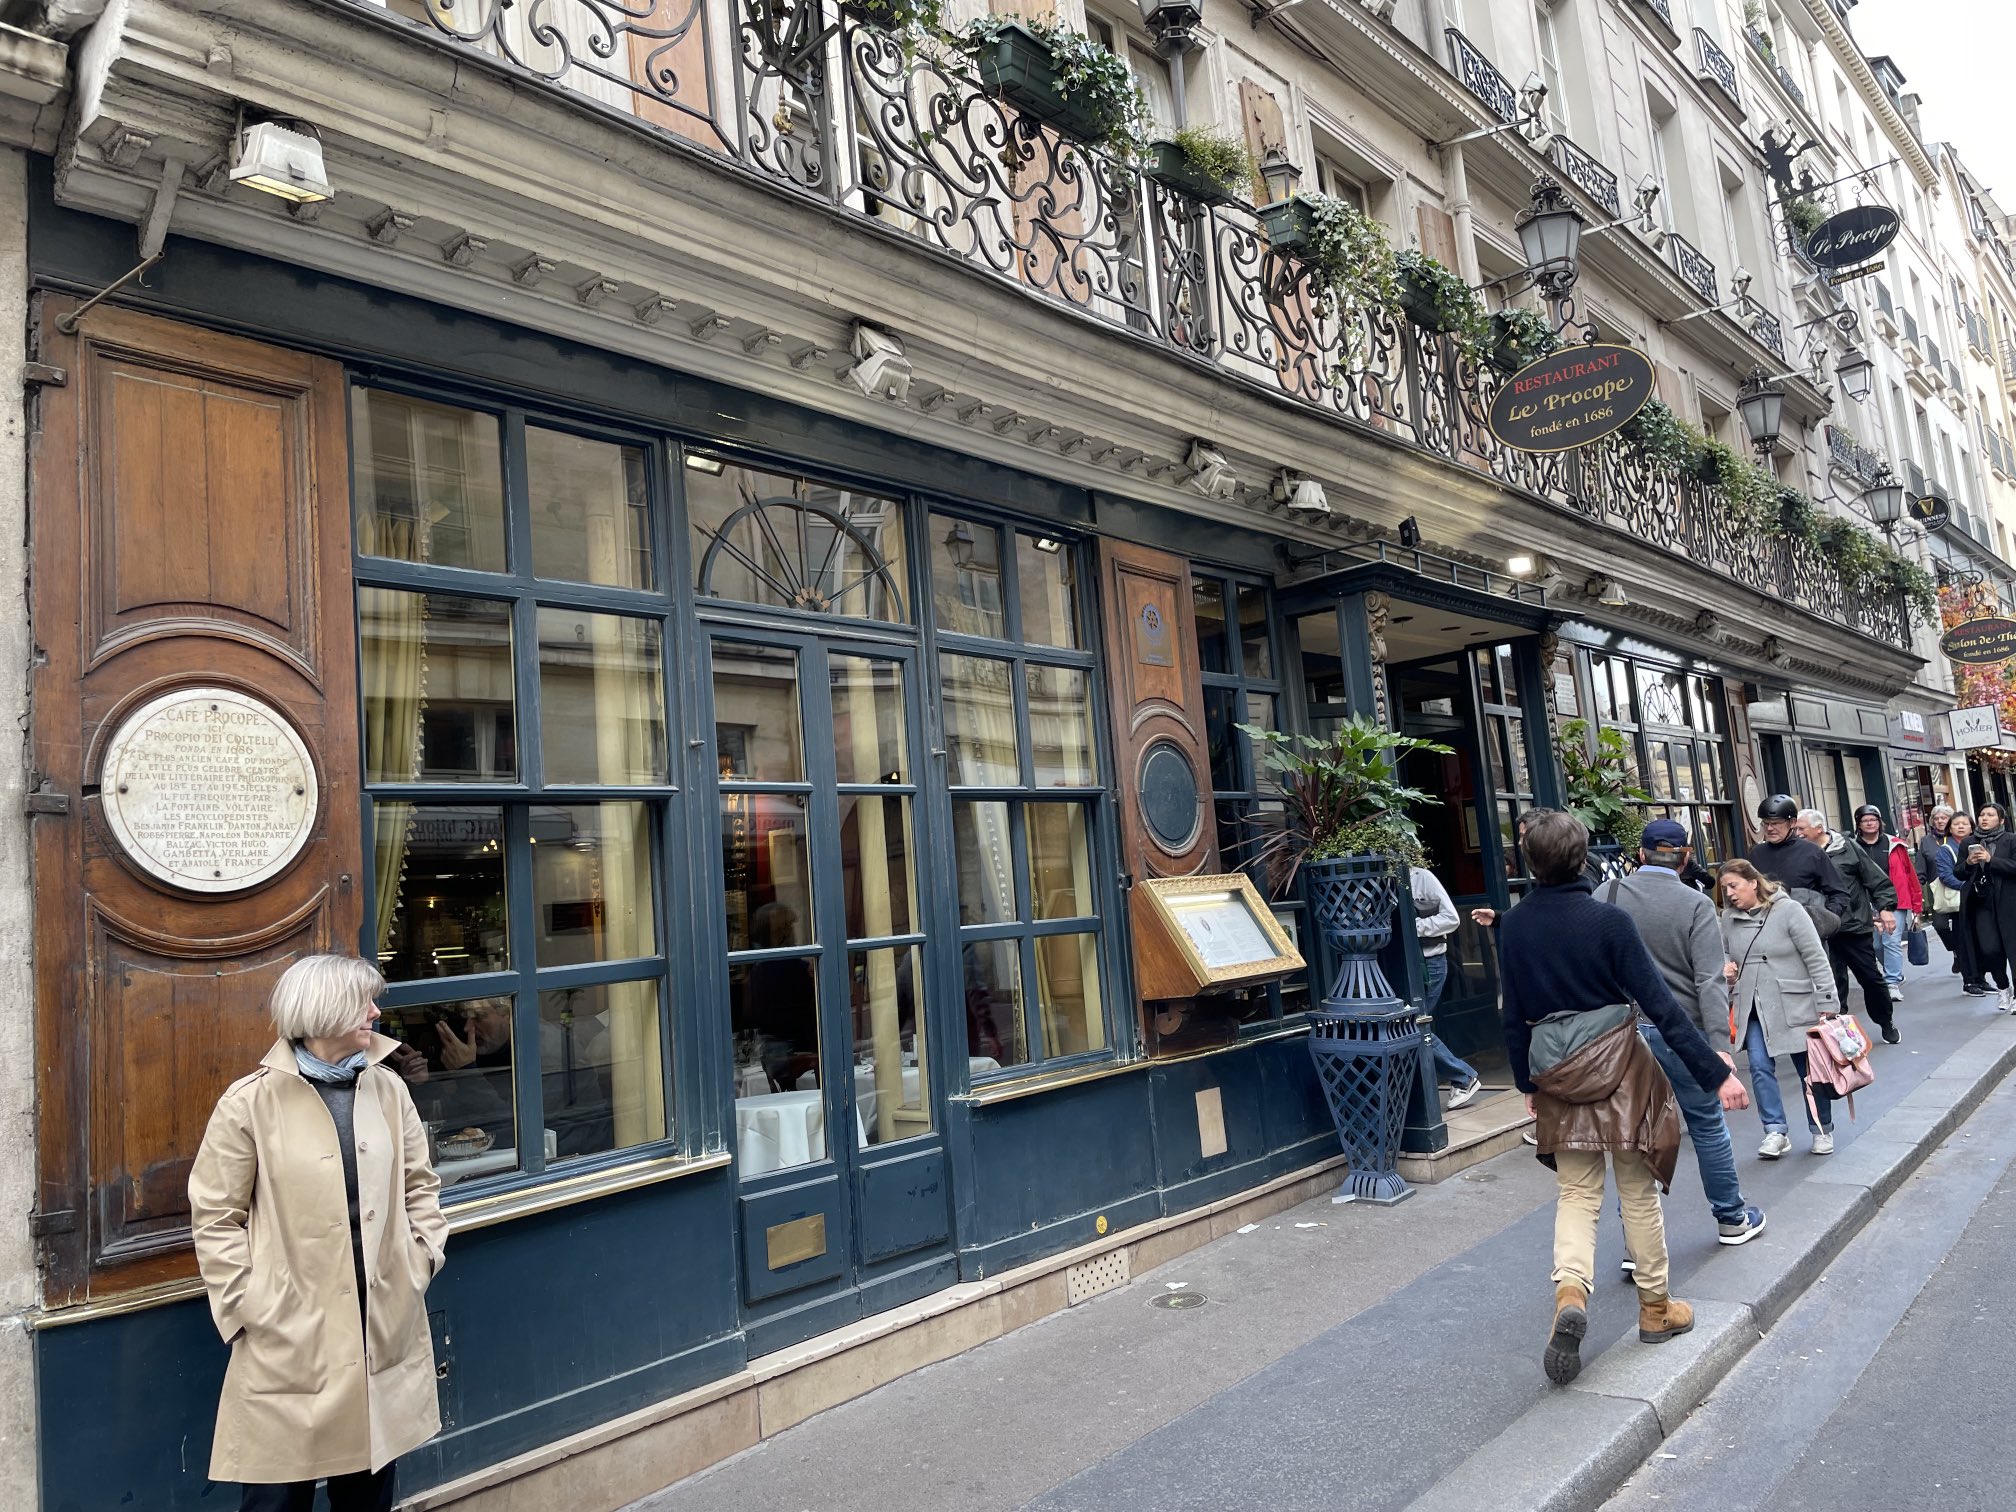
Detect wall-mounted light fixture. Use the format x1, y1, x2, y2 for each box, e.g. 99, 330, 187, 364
228, 119, 331, 203
1186, 441, 1236, 498
1272, 470, 1330, 513
844, 323, 912, 403
1588, 575, 1629, 607
1505, 552, 1539, 577
1736, 367, 1786, 457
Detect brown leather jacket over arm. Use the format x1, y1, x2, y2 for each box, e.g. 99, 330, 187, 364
1531, 1019, 1683, 1191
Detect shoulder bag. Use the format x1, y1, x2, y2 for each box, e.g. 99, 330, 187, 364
1805, 1012, 1875, 1125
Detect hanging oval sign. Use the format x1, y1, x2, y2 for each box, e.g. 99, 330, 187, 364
1910, 493, 1952, 531
1487, 343, 1656, 453
1940, 616, 2016, 664
1804, 205, 1902, 270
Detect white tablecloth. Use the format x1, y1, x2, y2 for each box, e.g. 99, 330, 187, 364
735, 1090, 828, 1176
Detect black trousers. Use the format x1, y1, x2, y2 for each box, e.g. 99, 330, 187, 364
239, 1466, 396, 1512
1829, 929, 1895, 1027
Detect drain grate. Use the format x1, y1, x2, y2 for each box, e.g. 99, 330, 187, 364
1150, 1292, 1207, 1310
1066, 1249, 1131, 1305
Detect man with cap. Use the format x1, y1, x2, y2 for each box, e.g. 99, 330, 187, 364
1602, 819, 1767, 1253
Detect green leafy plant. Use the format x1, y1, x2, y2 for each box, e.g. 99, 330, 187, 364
959, 14, 1149, 157
1237, 718, 1454, 888
1784, 193, 1827, 242
1488, 305, 1558, 369
1393, 248, 1491, 357
1769, 485, 1818, 544
1293, 192, 1400, 343
1621, 398, 1700, 470
1882, 551, 1939, 624
845, 0, 946, 34
1817, 513, 1889, 593
1558, 718, 1651, 852
1157, 125, 1258, 201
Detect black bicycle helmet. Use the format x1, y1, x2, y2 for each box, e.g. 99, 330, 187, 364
1757, 794, 1799, 821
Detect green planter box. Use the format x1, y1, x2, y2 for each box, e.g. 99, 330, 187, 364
1258, 195, 1319, 254
1397, 267, 1452, 333
1486, 312, 1552, 374
974, 23, 1105, 145
1145, 140, 1238, 206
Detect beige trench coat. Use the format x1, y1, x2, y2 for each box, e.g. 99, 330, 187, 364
188, 1034, 449, 1484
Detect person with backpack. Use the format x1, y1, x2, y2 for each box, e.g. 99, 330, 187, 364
1960, 806, 2016, 1011
1797, 808, 1899, 1044
1718, 859, 1840, 1157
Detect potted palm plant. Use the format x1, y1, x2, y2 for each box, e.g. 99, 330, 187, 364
1557, 718, 1649, 875
1146, 125, 1257, 207
960, 15, 1147, 155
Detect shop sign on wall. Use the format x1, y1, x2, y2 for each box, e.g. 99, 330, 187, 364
1940, 616, 2016, 665
1487, 344, 1656, 453
99, 687, 318, 893
1803, 205, 1903, 272
1909, 494, 1951, 531
1949, 704, 2003, 750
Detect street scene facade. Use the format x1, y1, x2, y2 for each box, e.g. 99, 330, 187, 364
0, 0, 2014, 1507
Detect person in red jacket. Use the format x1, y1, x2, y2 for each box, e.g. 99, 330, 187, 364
1854, 804, 1923, 1006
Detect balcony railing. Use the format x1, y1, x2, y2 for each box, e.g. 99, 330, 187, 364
1695, 29, 1741, 108
1743, 26, 1806, 106
1550, 135, 1621, 219
1446, 28, 1520, 124
356, 0, 1907, 650
1635, 0, 1676, 29
1827, 425, 1886, 489
1749, 303, 1787, 362
1668, 232, 1718, 303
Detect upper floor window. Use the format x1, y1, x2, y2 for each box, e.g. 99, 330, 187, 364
1535, 2, 1570, 135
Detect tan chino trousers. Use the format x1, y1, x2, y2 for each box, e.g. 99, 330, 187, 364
1552, 1148, 1668, 1297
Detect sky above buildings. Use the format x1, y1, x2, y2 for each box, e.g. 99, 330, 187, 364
1850, 0, 2016, 203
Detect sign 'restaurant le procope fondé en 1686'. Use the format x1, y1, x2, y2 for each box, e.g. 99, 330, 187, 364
1487, 343, 1656, 454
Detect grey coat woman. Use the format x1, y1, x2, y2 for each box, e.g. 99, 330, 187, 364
1719, 861, 1841, 1157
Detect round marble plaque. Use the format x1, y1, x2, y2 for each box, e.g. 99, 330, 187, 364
100, 687, 318, 894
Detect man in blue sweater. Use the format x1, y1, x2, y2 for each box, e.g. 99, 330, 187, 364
1501, 812, 1750, 1385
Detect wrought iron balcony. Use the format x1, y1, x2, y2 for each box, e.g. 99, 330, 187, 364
1749, 303, 1786, 362
1635, 0, 1676, 29
1549, 136, 1621, 219
1445, 28, 1519, 124
1668, 232, 1718, 304
353, 0, 1908, 651
1695, 29, 1741, 109
1743, 26, 1806, 107
1827, 425, 1886, 489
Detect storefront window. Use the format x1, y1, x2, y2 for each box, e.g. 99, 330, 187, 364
934, 514, 1111, 1073
689, 456, 909, 622
354, 384, 676, 1192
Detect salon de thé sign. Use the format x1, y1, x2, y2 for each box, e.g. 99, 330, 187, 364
1487, 343, 1656, 454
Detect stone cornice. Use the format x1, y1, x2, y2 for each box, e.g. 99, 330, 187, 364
1800, 0, 1937, 189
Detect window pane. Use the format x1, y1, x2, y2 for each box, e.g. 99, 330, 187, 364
1028, 665, 1096, 787
1243, 691, 1278, 736
713, 642, 804, 783
689, 460, 909, 622
952, 801, 1016, 925
531, 802, 655, 966
1238, 584, 1274, 678
941, 654, 1020, 785
538, 609, 666, 785
1036, 932, 1105, 1057
1204, 687, 1239, 793
851, 944, 930, 1145
1017, 534, 1079, 648
1193, 577, 1230, 674
374, 805, 507, 979
722, 792, 814, 951
841, 795, 916, 940
1693, 677, 1725, 735
386, 996, 517, 1187
730, 956, 825, 1173
1492, 645, 1519, 707
352, 389, 506, 573
362, 590, 516, 783
1296, 611, 1345, 707
1028, 804, 1095, 921
831, 654, 908, 785
963, 938, 1028, 1067
928, 513, 1004, 639
540, 979, 667, 1161
527, 427, 653, 590
1639, 667, 1687, 727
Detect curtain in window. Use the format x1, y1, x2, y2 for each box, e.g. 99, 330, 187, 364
360, 575, 427, 957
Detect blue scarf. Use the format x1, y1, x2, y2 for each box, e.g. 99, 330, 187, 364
294, 1043, 367, 1083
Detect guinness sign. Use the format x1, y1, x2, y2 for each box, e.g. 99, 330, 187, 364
1487, 343, 1656, 454
1804, 205, 1903, 271
1910, 494, 1952, 531
1940, 616, 2016, 665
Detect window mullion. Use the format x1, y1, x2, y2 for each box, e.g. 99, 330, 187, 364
504, 803, 546, 1177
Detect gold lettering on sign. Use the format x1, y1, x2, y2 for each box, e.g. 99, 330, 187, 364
765, 1213, 828, 1270
99, 687, 319, 894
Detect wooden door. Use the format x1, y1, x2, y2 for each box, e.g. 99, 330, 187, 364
29, 298, 360, 1303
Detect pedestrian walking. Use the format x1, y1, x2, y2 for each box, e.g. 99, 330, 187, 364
1718, 860, 1841, 1158
1604, 819, 1766, 1258
1853, 804, 1921, 1007
189, 955, 449, 1512
1412, 863, 1482, 1109
1960, 804, 2016, 1011
1926, 810, 1976, 990
1748, 794, 1850, 925
1796, 807, 1899, 1044
1499, 812, 1748, 1386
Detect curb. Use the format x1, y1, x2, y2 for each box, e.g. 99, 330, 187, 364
1400, 1014, 2016, 1512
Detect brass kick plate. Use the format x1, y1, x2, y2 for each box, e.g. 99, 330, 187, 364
765, 1213, 827, 1270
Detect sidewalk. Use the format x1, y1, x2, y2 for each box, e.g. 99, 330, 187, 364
623, 947, 2016, 1512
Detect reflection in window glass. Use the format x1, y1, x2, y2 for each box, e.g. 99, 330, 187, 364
1028, 804, 1095, 920
527, 427, 653, 590
1238, 584, 1273, 678
1016, 534, 1079, 648
729, 956, 824, 1173
540, 979, 667, 1160
963, 938, 1027, 1067
352, 389, 506, 573
851, 944, 930, 1145
712, 642, 804, 783
928, 514, 1004, 639
840, 795, 916, 940
1204, 687, 1239, 792
1296, 611, 1345, 708
381, 996, 518, 1188
374, 805, 507, 980
720, 793, 813, 953
1028, 665, 1096, 787
538, 609, 666, 785
1193, 577, 1230, 674
1036, 933, 1105, 1057
952, 801, 1016, 925
941, 654, 1021, 785
831, 655, 907, 785
362, 589, 516, 783
688, 458, 909, 622
531, 803, 655, 966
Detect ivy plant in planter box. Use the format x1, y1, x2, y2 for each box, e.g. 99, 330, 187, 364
1145, 125, 1257, 207
1485, 306, 1558, 374
960, 16, 1147, 157
842, 0, 945, 33
1393, 249, 1490, 357
1621, 398, 1699, 472
1817, 514, 1888, 594
1882, 551, 1939, 625
1770, 485, 1818, 544
1259, 193, 1399, 343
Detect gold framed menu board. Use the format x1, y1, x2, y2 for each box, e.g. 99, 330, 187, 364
1131, 874, 1305, 1000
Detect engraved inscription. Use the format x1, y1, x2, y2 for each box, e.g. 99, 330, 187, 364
100, 687, 318, 894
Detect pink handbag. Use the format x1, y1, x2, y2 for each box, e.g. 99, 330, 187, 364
1804, 1013, 1875, 1124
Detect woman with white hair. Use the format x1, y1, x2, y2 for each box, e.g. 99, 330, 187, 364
188, 954, 449, 1511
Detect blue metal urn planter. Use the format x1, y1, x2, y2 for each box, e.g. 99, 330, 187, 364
1304, 854, 1423, 1205
973, 23, 1106, 144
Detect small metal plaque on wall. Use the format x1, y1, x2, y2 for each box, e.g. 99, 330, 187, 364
1134, 599, 1174, 667
765, 1213, 828, 1270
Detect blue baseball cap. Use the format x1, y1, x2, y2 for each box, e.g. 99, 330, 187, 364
1639, 818, 1691, 850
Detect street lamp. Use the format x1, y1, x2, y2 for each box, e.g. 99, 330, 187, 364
1736, 367, 1786, 457
1834, 345, 1875, 404
1863, 465, 1908, 531
1515, 176, 1586, 299
1258, 146, 1302, 206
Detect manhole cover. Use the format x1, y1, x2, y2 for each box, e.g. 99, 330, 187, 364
1150, 1292, 1207, 1310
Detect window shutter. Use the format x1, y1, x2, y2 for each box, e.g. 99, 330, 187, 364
1414, 204, 1460, 268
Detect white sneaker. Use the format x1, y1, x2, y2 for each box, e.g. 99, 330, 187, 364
1759, 1131, 1792, 1159
1447, 1078, 1482, 1110
1811, 1130, 1835, 1155
2001, 988, 2014, 1014
1887, 984, 1904, 1001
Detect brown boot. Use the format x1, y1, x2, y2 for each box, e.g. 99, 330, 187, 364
1638, 1293, 1695, 1343
1544, 1281, 1589, 1384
